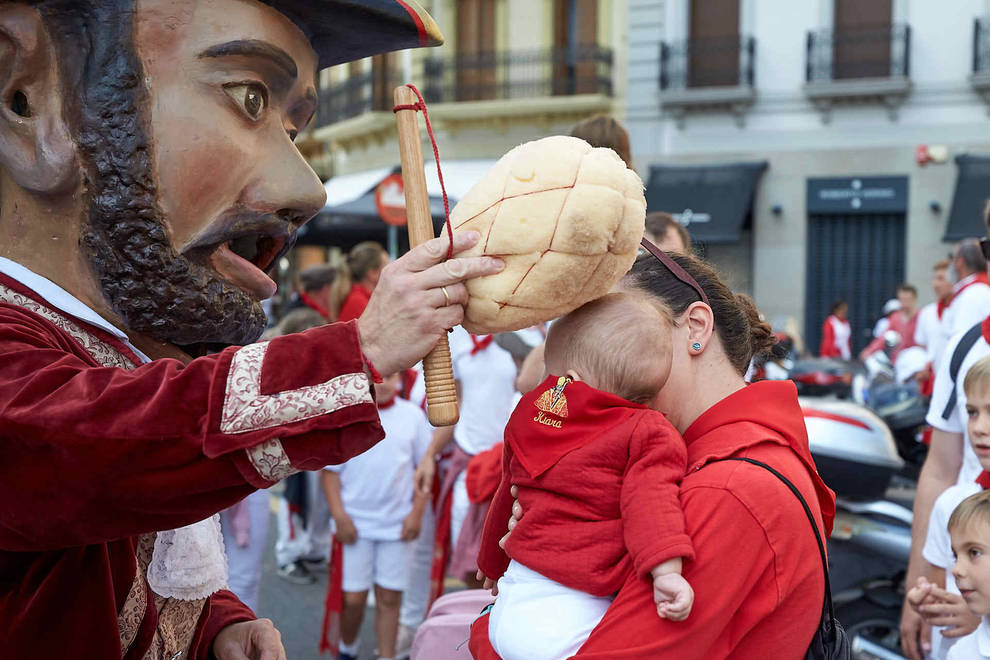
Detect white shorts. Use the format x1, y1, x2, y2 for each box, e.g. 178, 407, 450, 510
489, 560, 612, 660
341, 537, 413, 593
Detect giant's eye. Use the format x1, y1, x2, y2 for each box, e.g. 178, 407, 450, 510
224, 82, 268, 120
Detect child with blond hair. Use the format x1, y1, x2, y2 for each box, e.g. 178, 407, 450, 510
910, 355, 990, 657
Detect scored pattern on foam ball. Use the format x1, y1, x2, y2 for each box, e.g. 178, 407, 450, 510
451, 135, 646, 334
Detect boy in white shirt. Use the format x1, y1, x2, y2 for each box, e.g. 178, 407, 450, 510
941, 489, 990, 659
322, 372, 433, 660
911, 356, 990, 657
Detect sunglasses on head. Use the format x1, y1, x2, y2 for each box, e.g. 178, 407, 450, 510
638, 237, 710, 306
981, 238, 990, 262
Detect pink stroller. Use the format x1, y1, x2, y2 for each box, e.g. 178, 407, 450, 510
411, 590, 494, 659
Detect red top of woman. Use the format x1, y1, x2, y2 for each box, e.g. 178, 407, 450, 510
469, 380, 835, 659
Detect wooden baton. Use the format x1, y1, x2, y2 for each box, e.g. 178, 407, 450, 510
393, 85, 459, 426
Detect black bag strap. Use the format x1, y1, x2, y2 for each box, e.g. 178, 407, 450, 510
709, 457, 837, 641
942, 321, 984, 420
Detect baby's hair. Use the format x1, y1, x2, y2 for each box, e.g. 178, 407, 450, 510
545, 292, 673, 404
948, 489, 990, 534
964, 355, 990, 397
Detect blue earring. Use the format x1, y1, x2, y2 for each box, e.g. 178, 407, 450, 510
692, 342, 702, 352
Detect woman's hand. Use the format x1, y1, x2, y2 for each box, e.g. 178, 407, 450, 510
476, 570, 499, 596
498, 485, 522, 550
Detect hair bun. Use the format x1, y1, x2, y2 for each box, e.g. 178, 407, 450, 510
735, 293, 776, 356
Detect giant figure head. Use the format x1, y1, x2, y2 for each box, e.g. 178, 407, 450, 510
0, 0, 440, 347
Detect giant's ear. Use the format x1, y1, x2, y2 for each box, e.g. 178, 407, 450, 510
0, 5, 77, 194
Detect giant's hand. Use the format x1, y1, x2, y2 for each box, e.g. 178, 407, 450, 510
213, 619, 285, 660
357, 231, 503, 376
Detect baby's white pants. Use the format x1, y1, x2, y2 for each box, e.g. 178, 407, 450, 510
489, 560, 611, 660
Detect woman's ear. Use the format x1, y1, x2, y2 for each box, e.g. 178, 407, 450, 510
684, 301, 715, 353
0, 5, 77, 195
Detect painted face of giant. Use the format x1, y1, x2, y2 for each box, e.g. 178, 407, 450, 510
61, 0, 324, 345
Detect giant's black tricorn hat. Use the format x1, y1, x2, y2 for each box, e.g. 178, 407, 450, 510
263, 0, 443, 68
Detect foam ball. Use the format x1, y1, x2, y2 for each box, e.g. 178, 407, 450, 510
451, 135, 646, 334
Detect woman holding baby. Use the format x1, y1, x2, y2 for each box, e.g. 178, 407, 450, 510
469, 244, 837, 659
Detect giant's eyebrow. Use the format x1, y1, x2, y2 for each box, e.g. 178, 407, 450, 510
198, 40, 298, 80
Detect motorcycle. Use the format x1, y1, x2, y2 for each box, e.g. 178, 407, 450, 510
802, 397, 911, 660
853, 331, 930, 475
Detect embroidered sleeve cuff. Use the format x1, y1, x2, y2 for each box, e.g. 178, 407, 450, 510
203, 321, 377, 458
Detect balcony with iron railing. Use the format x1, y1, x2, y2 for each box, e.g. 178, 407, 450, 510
658, 35, 756, 126
803, 23, 912, 121
314, 69, 403, 130
970, 16, 990, 107
309, 45, 615, 156
420, 44, 613, 103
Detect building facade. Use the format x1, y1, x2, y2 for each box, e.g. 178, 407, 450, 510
631, 0, 990, 352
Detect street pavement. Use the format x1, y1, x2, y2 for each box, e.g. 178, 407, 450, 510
256, 510, 377, 660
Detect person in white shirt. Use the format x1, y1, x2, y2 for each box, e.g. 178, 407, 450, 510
915, 260, 955, 376
941, 239, 990, 348
909, 357, 990, 657
322, 372, 433, 660
900, 222, 990, 660
414, 326, 518, 590
913, 486, 990, 659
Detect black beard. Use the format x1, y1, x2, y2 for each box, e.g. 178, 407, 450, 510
53, 2, 266, 346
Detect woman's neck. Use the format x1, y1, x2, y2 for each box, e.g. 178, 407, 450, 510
667, 356, 746, 434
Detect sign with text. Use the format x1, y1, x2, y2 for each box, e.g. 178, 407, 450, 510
806, 176, 908, 215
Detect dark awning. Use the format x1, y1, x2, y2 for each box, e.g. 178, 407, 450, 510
296, 195, 450, 251
644, 161, 768, 243
945, 154, 990, 241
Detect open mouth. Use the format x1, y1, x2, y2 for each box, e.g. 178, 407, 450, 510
185, 223, 295, 301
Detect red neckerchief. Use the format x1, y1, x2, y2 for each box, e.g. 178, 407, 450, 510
507, 375, 648, 478
299, 291, 331, 320
470, 334, 493, 355
937, 298, 949, 320
319, 538, 344, 654
943, 273, 990, 319
377, 396, 396, 410
983, 315, 990, 344
977, 470, 990, 490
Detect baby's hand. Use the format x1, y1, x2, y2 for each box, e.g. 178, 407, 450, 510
652, 572, 694, 621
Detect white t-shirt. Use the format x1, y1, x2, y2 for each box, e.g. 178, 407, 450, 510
915, 302, 945, 368
927, 324, 990, 486
327, 398, 432, 540
449, 326, 518, 456
946, 617, 990, 660
942, 277, 990, 348
828, 316, 852, 360
923, 481, 982, 659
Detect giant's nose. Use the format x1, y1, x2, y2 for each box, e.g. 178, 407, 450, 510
242, 134, 326, 226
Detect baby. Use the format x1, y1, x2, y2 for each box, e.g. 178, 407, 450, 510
477, 292, 694, 660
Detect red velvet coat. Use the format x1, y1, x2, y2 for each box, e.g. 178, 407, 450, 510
0, 272, 384, 658
470, 381, 836, 659
478, 377, 694, 596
